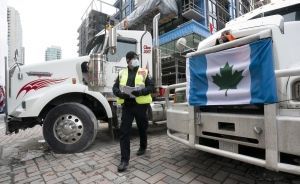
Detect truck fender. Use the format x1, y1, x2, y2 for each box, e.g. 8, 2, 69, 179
83, 89, 112, 118
16, 84, 112, 119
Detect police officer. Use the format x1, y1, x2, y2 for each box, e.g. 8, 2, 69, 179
113, 51, 154, 172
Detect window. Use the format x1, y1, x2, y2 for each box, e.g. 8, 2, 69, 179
239, 3, 250, 15
266, 4, 300, 22
107, 41, 136, 63
251, 4, 300, 22
124, 5, 130, 16
122, 10, 126, 18
185, 34, 194, 48
161, 41, 176, 56
209, 16, 217, 32
232, 7, 236, 18
208, 0, 217, 15
134, 0, 138, 8
193, 34, 204, 47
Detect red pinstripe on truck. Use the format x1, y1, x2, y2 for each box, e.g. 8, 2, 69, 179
16, 78, 67, 99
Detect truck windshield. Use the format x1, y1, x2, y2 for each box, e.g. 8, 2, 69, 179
87, 34, 137, 57
107, 39, 137, 62
251, 4, 300, 22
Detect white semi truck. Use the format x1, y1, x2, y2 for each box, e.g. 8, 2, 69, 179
166, 0, 300, 175
3, 5, 173, 153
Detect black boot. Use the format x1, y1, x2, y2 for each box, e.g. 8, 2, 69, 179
136, 148, 146, 156
117, 161, 128, 172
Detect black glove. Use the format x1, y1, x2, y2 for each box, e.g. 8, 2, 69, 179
131, 90, 142, 97
118, 92, 130, 99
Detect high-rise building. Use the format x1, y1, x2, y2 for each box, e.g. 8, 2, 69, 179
45, 46, 62, 61
7, 6, 24, 67
0, 0, 8, 86
77, 19, 87, 57
78, 10, 108, 56
113, 0, 136, 21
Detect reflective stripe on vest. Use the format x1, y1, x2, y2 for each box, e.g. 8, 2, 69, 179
116, 68, 152, 105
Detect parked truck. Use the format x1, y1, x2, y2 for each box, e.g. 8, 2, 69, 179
4, 0, 179, 153
166, 0, 300, 175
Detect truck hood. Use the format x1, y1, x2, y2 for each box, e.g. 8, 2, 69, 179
19, 56, 90, 71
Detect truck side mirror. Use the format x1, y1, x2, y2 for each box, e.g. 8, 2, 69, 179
13, 49, 24, 66
12, 49, 23, 80
176, 38, 187, 53
14, 49, 18, 62
109, 27, 117, 55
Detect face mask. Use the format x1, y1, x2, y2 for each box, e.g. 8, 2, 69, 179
131, 59, 140, 67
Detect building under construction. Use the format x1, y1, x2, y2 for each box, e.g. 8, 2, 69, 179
111, 0, 264, 85
78, 0, 267, 84
77, 10, 107, 56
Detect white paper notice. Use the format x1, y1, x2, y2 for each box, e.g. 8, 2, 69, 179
121, 86, 142, 98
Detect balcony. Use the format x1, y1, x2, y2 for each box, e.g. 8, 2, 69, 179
182, 0, 205, 21
113, 0, 121, 9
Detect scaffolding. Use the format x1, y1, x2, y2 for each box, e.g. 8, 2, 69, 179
78, 0, 118, 56
116, 0, 178, 30
81, 0, 118, 21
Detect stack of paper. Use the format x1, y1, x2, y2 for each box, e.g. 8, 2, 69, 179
121, 86, 142, 98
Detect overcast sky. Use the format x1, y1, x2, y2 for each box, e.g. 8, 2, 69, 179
7, 0, 117, 65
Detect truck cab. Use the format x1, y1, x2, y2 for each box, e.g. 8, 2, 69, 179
166, 0, 300, 175
4, 0, 178, 153
4, 24, 163, 153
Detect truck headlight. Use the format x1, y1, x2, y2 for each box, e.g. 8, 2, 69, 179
292, 80, 300, 101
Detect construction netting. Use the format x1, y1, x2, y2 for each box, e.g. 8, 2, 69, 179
117, 0, 179, 30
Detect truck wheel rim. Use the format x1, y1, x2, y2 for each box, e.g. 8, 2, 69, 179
53, 114, 84, 144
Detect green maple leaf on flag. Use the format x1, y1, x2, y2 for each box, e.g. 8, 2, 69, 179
212, 62, 244, 96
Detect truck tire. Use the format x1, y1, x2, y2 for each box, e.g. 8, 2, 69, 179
43, 103, 98, 153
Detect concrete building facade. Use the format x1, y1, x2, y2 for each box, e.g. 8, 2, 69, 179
45, 46, 62, 61
77, 10, 108, 56
113, 0, 136, 21
7, 6, 24, 68
0, 0, 7, 86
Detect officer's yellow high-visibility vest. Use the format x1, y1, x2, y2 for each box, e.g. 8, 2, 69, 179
117, 68, 152, 105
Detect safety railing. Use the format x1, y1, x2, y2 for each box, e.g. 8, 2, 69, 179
182, 1, 205, 17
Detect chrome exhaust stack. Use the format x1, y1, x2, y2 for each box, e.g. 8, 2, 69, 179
152, 13, 161, 88
88, 32, 109, 90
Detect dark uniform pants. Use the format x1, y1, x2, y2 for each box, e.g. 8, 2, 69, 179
120, 104, 149, 162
